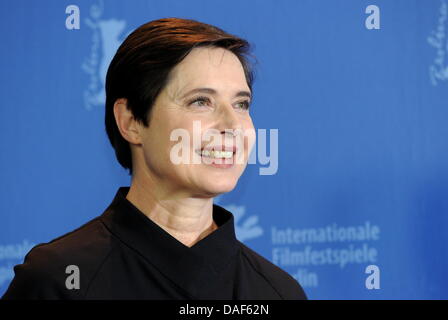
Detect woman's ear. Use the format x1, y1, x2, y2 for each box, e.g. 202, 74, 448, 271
113, 98, 143, 145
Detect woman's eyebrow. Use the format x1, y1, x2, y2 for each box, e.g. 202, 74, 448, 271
180, 87, 252, 100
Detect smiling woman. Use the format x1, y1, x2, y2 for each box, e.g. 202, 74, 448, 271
2, 18, 307, 300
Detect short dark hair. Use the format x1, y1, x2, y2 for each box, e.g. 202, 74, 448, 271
105, 17, 256, 176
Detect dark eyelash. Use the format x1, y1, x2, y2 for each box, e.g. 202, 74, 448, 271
188, 96, 211, 106
188, 96, 251, 110
239, 101, 251, 110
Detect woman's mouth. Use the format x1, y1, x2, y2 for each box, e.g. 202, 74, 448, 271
200, 149, 234, 158
195, 148, 237, 168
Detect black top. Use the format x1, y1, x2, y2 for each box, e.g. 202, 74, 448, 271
2, 187, 307, 300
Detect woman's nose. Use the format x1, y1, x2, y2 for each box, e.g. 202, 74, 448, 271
217, 103, 243, 134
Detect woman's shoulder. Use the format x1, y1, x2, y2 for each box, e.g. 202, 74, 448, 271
237, 241, 308, 300
2, 216, 114, 299
26, 216, 113, 264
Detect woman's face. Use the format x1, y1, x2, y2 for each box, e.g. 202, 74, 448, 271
137, 46, 256, 198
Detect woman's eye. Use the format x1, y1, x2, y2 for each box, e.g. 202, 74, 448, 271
188, 97, 250, 111
236, 101, 250, 110
189, 96, 211, 107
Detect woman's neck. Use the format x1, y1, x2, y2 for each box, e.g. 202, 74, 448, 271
125, 176, 218, 248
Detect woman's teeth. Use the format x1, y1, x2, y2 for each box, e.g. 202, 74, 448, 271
200, 150, 234, 158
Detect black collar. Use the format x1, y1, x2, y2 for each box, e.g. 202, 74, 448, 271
100, 187, 240, 298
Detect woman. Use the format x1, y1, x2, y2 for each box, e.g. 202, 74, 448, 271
2, 18, 307, 300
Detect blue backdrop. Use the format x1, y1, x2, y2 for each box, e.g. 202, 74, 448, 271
1, 0, 447, 299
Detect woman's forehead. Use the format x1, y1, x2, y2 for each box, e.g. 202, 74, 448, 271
166, 47, 250, 98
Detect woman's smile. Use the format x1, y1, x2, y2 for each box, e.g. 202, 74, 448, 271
195, 148, 236, 168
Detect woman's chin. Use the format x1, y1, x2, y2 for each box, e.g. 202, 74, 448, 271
200, 179, 238, 196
